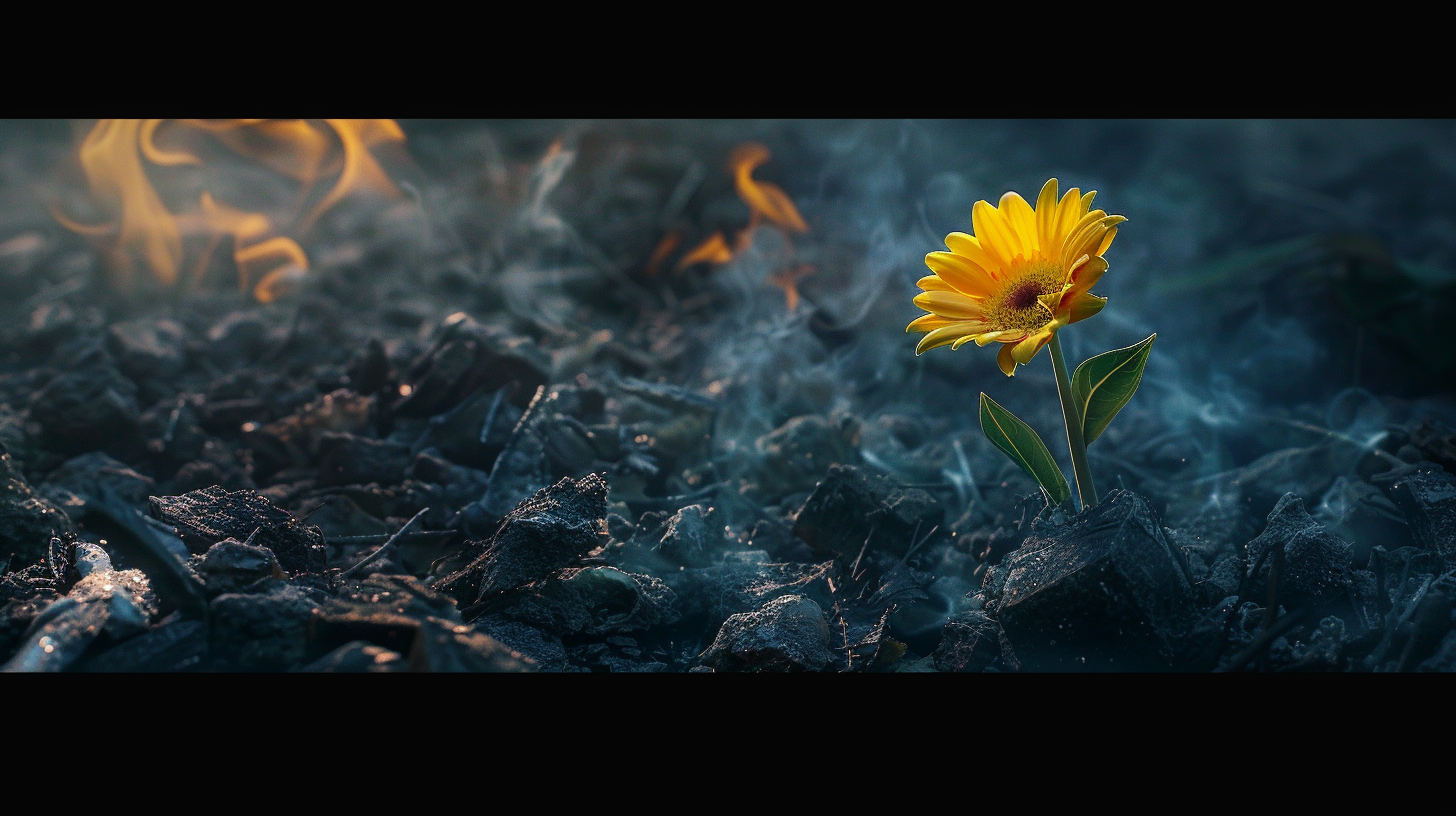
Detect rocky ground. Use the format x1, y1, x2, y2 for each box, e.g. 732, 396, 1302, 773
1, 119, 1454, 672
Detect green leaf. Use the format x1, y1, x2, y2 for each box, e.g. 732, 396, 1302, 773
1070, 333, 1156, 445
978, 393, 1071, 507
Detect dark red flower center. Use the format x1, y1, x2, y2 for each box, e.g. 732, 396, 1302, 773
1007, 282, 1042, 311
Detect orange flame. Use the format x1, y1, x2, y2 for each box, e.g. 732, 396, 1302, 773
671, 142, 813, 310
52, 119, 405, 300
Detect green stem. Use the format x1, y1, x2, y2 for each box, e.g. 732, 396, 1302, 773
1049, 333, 1098, 511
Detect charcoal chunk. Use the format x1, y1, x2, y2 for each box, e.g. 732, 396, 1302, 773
41, 451, 155, 514
754, 414, 859, 497
1314, 476, 1415, 563
406, 617, 535, 672
654, 504, 719, 568
995, 490, 1196, 671
299, 640, 406, 673
200, 539, 283, 596
107, 318, 186, 382
436, 473, 608, 609
701, 594, 834, 672
76, 618, 206, 672
149, 486, 327, 575
933, 610, 1002, 673
496, 566, 679, 635
792, 464, 943, 561
29, 366, 140, 455
1246, 494, 1355, 606
315, 432, 412, 487
1373, 467, 1456, 566
208, 582, 320, 671
0, 449, 75, 566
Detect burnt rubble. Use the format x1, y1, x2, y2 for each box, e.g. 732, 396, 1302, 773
1, 119, 1455, 672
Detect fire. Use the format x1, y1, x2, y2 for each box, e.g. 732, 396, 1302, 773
51, 119, 406, 301
670, 142, 814, 310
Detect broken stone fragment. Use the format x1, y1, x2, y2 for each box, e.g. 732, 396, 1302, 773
700, 594, 834, 672
791, 463, 942, 562
435, 473, 609, 611
149, 486, 327, 576
995, 490, 1197, 671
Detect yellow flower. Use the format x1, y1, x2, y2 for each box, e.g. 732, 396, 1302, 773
907, 178, 1126, 375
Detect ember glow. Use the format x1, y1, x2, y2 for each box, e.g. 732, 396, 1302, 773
51, 119, 406, 302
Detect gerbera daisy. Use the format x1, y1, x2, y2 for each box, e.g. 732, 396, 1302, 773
907, 178, 1126, 376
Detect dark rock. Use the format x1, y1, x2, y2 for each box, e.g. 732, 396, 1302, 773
568, 638, 671, 673
1165, 443, 1360, 526
149, 486, 327, 575
474, 618, 573, 671
933, 609, 1002, 673
204, 311, 268, 366
315, 432, 412, 488
754, 414, 859, 497
0, 449, 75, 566
1410, 420, 1456, 475
29, 365, 140, 455
654, 504, 719, 567
107, 318, 186, 382
1373, 467, 1456, 566
394, 317, 550, 418
700, 594, 834, 672
407, 450, 491, 508
208, 581, 320, 671
1, 555, 155, 672
610, 377, 716, 464
664, 551, 835, 625
199, 539, 283, 596
75, 618, 207, 672
247, 389, 373, 471
995, 490, 1197, 671
406, 617, 535, 672
496, 566, 679, 635
298, 640, 406, 672
436, 473, 608, 611
408, 388, 522, 471
792, 463, 943, 562
1246, 494, 1355, 608
41, 452, 155, 514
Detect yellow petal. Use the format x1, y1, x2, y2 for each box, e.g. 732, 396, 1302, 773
913, 290, 987, 320
1035, 179, 1059, 251
972, 199, 1021, 267
1067, 293, 1107, 323
997, 342, 1017, 376
916, 274, 955, 292
999, 192, 1038, 257
906, 313, 957, 332
974, 330, 1021, 346
1011, 330, 1052, 364
1096, 225, 1119, 257
942, 232, 1005, 278
1051, 186, 1084, 250
1065, 255, 1108, 299
1065, 216, 1127, 266
925, 251, 997, 298
915, 322, 985, 355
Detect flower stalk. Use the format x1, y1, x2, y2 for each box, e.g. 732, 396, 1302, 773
1049, 333, 1097, 511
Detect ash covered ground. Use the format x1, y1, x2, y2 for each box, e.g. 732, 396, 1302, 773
2, 118, 1455, 672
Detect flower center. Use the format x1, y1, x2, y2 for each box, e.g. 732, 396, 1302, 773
985, 259, 1066, 335
1006, 282, 1042, 311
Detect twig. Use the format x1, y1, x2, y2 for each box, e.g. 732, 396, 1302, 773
341, 508, 429, 578
479, 386, 507, 446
